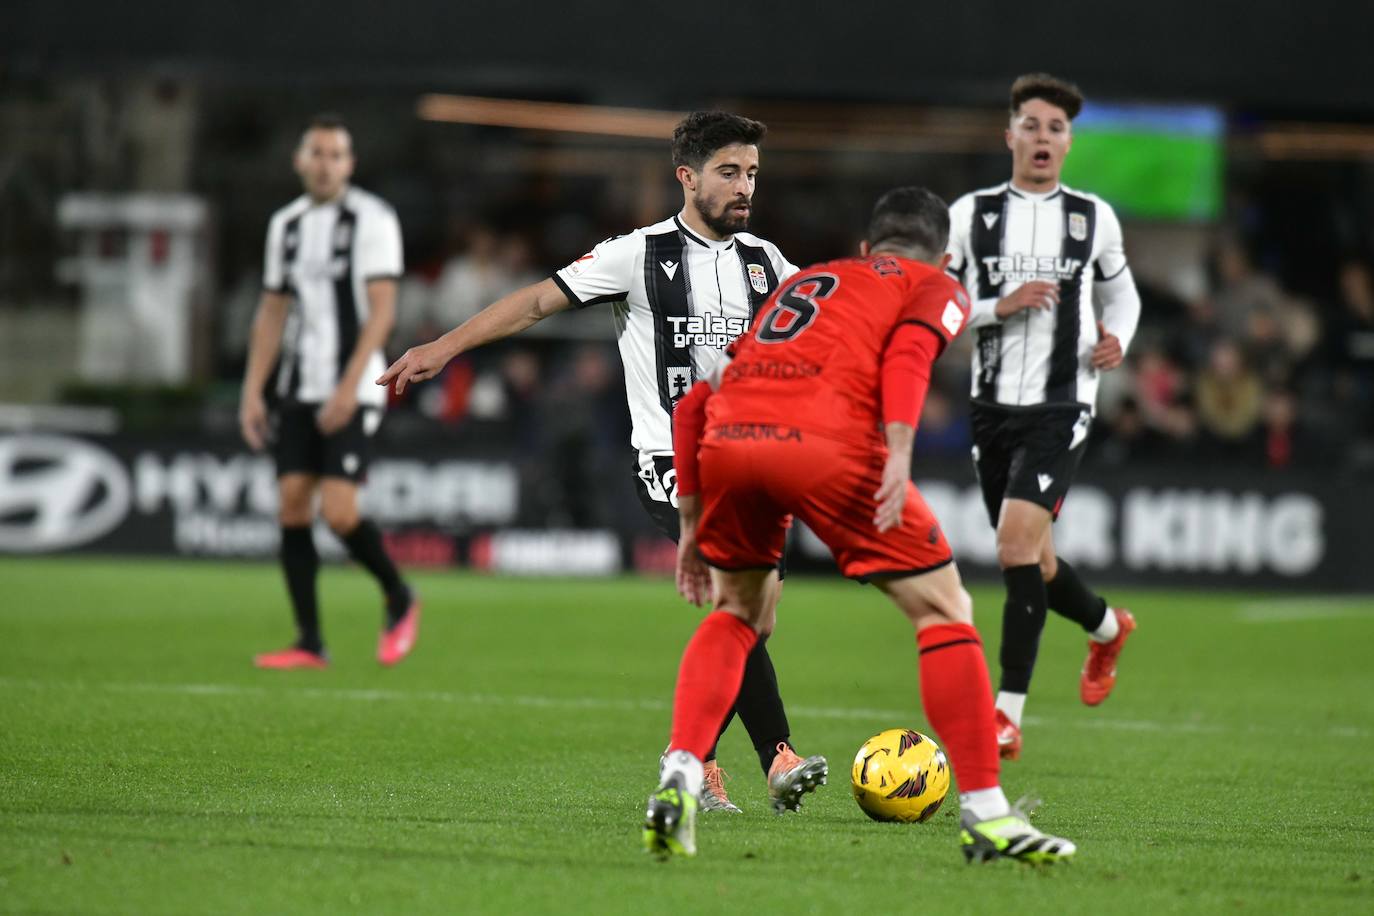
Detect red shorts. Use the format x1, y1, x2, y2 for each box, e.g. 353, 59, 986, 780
695, 425, 953, 582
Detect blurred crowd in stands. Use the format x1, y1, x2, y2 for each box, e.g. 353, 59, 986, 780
1086, 240, 1374, 475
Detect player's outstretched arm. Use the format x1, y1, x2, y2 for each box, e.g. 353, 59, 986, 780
376, 278, 571, 394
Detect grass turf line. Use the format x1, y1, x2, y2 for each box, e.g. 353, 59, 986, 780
1, 557, 1372, 915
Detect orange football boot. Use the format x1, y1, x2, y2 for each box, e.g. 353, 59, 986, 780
1081, 609, 1137, 706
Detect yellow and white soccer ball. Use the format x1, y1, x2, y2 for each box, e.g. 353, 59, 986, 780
850, 728, 950, 823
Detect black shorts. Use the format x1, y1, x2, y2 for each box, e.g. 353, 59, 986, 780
969, 401, 1093, 527
272, 402, 382, 483
633, 450, 786, 578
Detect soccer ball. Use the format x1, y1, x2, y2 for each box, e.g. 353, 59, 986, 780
850, 728, 950, 823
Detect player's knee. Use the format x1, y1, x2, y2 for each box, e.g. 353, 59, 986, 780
712, 591, 769, 631
320, 500, 358, 535
277, 496, 313, 527
995, 533, 1040, 569
922, 586, 973, 627
949, 586, 975, 624
996, 543, 1032, 569
715, 602, 767, 633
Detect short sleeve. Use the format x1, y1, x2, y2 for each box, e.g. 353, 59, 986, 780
552, 234, 637, 308
263, 214, 287, 292
896, 272, 972, 353
945, 194, 976, 284
357, 206, 404, 280
1093, 199, 1128, 282
766, 241, 800, 283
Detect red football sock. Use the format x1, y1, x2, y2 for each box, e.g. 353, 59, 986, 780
917, 622, 1000, 792
668, 611, 759, 760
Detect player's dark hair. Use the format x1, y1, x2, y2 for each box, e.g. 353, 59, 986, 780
303, 112, 350, 135
866, 187, 949, 260
1009, 73, 1084, 120
671, 111, 767, 170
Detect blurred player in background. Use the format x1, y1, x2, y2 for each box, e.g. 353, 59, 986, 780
378, 111, 827, 813
240, 114, 420, 670
945, 74, 1141, 759
649, 187, 1077, 863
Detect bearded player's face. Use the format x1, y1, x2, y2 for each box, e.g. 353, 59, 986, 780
1006, 97, 1072, 191
687, 143, 759, 238
294, 127, 355, 203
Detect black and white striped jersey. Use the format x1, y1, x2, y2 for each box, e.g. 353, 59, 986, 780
553, 215, 797, 457
946, 182, 1140, 412
263, 186, 403, 410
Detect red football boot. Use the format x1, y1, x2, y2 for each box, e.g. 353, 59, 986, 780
253, 647, 328, 670
1080, 608, 1137, 706
378, 596, 421, 667
994, 709, 1022, 761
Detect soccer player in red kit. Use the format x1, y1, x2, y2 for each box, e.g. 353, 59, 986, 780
643, 187, 1077, 864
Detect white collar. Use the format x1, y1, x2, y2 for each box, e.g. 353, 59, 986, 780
1007, 182, 1061, 202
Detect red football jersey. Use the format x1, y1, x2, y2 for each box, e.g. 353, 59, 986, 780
707, 255, 970, 444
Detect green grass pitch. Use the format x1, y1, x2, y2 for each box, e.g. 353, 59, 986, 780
2, 558, 1372, 914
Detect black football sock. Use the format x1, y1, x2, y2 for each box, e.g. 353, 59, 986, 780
705, 712, 732, 764
1045, 557, 1110, 632
280, 526, 322, 654
339, 519, 409, 626
999, 563, 1049, 694
731, 637, 793, 775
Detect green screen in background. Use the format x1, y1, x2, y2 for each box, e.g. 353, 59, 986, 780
1060, 104, 1224, 222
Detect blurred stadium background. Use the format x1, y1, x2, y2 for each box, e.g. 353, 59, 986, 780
4, 0, 1374, 587
5, 5, 1374, 914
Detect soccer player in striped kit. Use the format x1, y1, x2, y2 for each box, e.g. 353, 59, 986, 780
379, 111, 826, 814
946, 74, 1141, 759
240, 114, 420, 670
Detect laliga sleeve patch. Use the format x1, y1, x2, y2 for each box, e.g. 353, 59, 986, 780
941, 300, 965, 336
566, 250, 597, 277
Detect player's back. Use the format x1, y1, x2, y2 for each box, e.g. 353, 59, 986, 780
709, 255, 969, 445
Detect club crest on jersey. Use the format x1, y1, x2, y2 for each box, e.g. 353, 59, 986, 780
667, 366, 692, 400
747, 264, 770, 295
1069, 213, 1088, 241
333, 221, 353, 250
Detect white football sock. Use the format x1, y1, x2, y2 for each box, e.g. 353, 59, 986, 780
661, 749, 704, 799
959, 787, 1011, 821
1090, 607, 1121, 644
995, 691, 1027, 727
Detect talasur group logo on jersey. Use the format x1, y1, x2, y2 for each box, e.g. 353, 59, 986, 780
667, 314, 749, 349
0, 435, 131, 552
290, 256, 349, 282
981, 254, 1083, 287
747, 264, 769, 294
